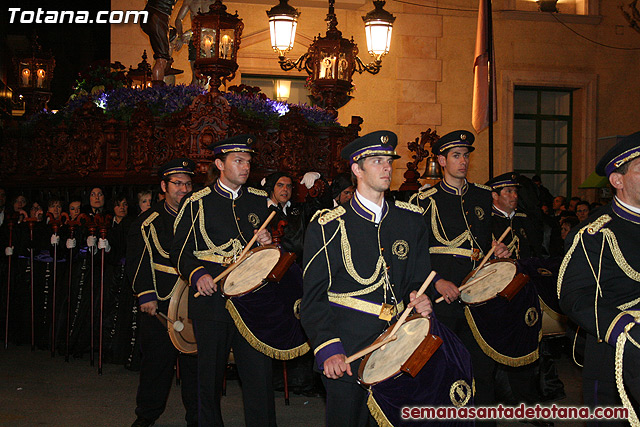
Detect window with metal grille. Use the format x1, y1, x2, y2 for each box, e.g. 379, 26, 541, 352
513, 87, 573, 197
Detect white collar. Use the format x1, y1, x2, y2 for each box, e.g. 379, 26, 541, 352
616, 196, 640, 214
356, 190, 383, 224
268, 199, 291, 214
493, 204, 515, 219
220, 181, 240, 199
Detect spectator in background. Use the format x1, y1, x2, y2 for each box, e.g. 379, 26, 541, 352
552, 196, 566, 217
68, 197, 83, 221
568, 196, 581, 213
560, 216, 580, 241
531, 175, 553, 207
137, 190, 153, 215
575, 201, 590, 222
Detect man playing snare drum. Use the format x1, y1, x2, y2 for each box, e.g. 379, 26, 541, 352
170, 135, 277, 427
302, 131, 445, 426
409, 130, 511, 421
126, 158, 198, 427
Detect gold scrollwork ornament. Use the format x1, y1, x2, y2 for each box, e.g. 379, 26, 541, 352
450, 379, 472, 407
248, 213, 260, 227
392, 240, 409, 260
525, 307, 539, 327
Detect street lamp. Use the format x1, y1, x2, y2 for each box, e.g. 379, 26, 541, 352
192, 0, 244, 92
267, 0, 395, 113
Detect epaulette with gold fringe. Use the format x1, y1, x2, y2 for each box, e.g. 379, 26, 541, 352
310, 208, 330, 224
473, 183, 492, 191
318, 206, 346, 225
142, 211, 160, 227
395, 200, 424, 214
586, 214, 612, 235
189, 187, 211, 202
247, 187, 268, 197
418, 187, 438, 200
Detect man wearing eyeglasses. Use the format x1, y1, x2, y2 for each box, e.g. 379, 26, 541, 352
126, 158, 198, 427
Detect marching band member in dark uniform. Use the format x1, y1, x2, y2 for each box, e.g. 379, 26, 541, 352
486, 172, 540, 260
301, 131, 441, 426
126, 159, 198, 427
559, 131, 640, 424
486, 174, 554, 423
170, 135, 276, 427
409, 130, 510, 419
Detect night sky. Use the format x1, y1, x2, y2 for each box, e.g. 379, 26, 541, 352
1, 0, 112, 109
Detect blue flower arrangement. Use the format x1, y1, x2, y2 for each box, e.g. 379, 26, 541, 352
29, 84, 339, 128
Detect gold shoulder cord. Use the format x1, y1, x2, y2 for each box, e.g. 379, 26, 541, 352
338, 219, 385, 285
176, 199, 200, 275
615, 323, 640, 427
131, 223, 150, 294
430, 198, 472, 249
602, 229, 640, 281
140, 222, 159, 297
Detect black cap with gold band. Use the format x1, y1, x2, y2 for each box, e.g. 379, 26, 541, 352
596, 131, 640, 177
485, 172, 520, 192
206, 134, 257, 155
158, 158, 196, 178
433, 130, 475, 156
340, 130, 400, 165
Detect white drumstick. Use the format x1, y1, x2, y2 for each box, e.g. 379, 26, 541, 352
194, 210, 277, 298
344, 271, 437, 364
157, 312, 185, 332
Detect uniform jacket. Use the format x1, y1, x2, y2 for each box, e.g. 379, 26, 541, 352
559, 199, 640, 382
126, 201, 182, 306
490, 206, 540, 259
301, 194, 432, 380
170, 181, 270, 321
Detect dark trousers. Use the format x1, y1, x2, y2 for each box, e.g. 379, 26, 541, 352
136, 311, 198, 425
583, 378, 630, 427
321, 376, 373, 427
193, 319, 276, 427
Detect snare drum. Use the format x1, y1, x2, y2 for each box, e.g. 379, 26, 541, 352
360, 316, 474, 426
167, 278, 197, 354
222, 246, 310, 360
461, 259, 541, 366
518, 257, 567, 336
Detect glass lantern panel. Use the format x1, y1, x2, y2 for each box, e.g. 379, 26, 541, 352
318, 51, 337, 80
200, 28, 217, 59
269, 16, 297, 53
219, 29, 235, 60
337, 53, 349, 81
365, 21, 392, 57
36, 68, 46, 89
19, 63, 32, 87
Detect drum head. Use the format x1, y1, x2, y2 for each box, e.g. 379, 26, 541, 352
361, 317, 431, 385
223, 247, 281, 297
167, 278, 197, 354
460, 259, 517, 304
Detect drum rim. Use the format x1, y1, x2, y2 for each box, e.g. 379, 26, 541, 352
358, 315, 431, 386
221, 245, 281, 298
459, 258, 519, 305
167, 277, 198, 354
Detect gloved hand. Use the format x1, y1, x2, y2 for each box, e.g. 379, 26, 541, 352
66, 238, 76, 249
5, 246, 14, 256
98, 238, 111, 253
51, 234, 60, 246
300, 172, 321, 189
87, 236, 97, 247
